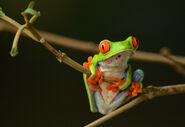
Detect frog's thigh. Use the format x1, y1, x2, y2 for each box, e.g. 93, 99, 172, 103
95, 90, 127, 114
132, 69, 144, 82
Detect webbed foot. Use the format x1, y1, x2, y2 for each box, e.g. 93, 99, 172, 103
87, 68, 103, 91
126, 82, 142, 96
83, 56, 103, 91
126, 69, 144, 96
106, 77, 125, 93
83, 56, 93, 69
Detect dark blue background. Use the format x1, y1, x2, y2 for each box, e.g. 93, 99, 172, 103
0, 0, 185, 127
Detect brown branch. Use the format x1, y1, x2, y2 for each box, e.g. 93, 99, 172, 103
1, 7, 185, 127
160, 47, 185, 77
0, 14, 91, 76
85, 84, 185, 127
0, 20, 98, 53
0, 21, 185, 67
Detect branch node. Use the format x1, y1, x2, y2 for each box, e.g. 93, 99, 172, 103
147, 85, 153, 88
160, 47, 185, 77
56, 51, 66, 63
160, 47, 171, 56
40, 38, 45, 44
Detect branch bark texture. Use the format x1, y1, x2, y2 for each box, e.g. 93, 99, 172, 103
0, 12, 185, 127
85, 84, 185, 127
0, 21, 185, 66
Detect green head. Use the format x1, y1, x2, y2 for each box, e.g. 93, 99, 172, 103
97, 36, 139, 61
88, 36, 140, 78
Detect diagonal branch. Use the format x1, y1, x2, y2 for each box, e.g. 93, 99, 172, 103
0, 5, 185, 127
0, 13, 91, 76
160, 47, 185, 77
85, 84, 185, 127
0, 21, 185, 66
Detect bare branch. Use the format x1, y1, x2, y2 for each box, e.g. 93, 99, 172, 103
0, 21, 185, 66
160, 47, 185, 77
0, 14, 91, 76
85, 84, 185, 127
0, 6, 185, 127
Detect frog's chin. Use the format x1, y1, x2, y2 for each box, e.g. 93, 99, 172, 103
99, 50, 133, 79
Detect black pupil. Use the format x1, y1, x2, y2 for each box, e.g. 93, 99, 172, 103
102, 44, 105, 50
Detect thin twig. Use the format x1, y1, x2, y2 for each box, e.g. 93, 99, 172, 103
85, 84, 185, 127
10, 24, 27, 56
0, 15, 37, 41
160, 47, 185, 77
0, 14, 91, 76
0, 21, 185, 66
1, 6, 185, 127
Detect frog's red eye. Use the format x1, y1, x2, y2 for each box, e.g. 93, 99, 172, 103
99, 40, 110, 53
132, 37, 139, 49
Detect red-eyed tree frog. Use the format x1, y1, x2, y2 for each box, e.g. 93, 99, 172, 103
83, 36, 144, 114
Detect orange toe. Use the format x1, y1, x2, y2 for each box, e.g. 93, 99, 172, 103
126, 91, 132, 96
83, 62, 89, 69
112, 88, 118, 93
88, 56, 92, 62
109, 77, 120, 82
83, 56, 93, 69
130, 82, 143, 96
106, 85, 112, 90
138, 88, 143, 93
132, 91, 138, 96
99, 76, 103, 84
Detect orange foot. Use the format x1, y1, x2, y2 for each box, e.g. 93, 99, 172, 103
126, 82, 143, 96
106, 77, 125, 93
83, 56, 93, 69
83, 56, 103, 91
88, 68, 103, 91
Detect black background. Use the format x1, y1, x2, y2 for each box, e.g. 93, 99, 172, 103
0, 0, 185, 127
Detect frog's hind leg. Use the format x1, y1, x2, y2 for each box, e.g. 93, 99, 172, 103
128, 69, 144, 96
95, 90, 127, 114
132, 69, 144, 83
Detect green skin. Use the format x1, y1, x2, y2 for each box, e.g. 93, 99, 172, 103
83, 36, 140, 113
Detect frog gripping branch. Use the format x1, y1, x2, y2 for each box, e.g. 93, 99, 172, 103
1, 1, 185, 126
83, 36, 144, 114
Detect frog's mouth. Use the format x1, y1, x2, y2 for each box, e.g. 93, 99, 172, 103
100, 50, 134, 66
105, 49, 135, 61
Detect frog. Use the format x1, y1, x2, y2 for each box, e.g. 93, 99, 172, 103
83, 36, 144, 115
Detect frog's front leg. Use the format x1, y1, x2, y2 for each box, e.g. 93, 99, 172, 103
127, 69, 144, 96
83, 56, 103, 91
106, 65, 132, 93
87, 68, 104, 91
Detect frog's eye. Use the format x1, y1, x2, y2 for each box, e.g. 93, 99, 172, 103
132, 37, 139, 49
99, 40, 110, 53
